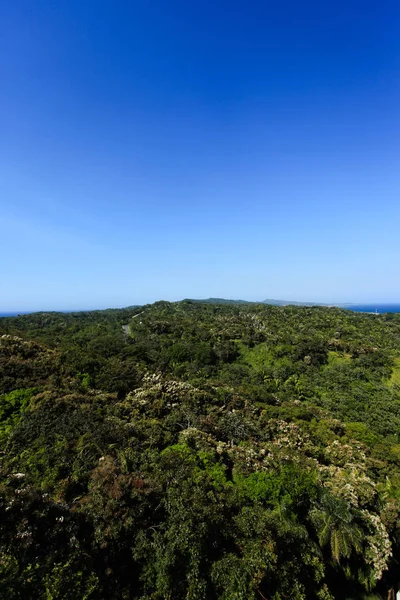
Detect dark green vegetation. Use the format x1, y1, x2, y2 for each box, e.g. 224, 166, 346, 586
1, 301, 400, 599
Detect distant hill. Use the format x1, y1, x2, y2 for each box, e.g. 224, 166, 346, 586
190, 297, 335, 307
189, 298, 253, 305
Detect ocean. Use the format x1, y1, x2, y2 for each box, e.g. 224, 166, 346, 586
343, 304, 400, 314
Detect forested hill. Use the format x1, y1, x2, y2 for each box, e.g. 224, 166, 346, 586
1, 302, 400, 599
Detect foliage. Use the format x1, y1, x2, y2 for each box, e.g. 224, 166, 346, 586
1, 302, 400, 598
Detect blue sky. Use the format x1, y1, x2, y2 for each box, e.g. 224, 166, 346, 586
1, 0, 399, 310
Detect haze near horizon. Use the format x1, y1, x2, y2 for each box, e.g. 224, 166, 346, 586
1, 1, 399, 311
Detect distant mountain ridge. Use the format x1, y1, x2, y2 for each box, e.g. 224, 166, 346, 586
190, 298, 338, 307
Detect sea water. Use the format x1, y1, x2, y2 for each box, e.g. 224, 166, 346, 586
345, 304, 400, 314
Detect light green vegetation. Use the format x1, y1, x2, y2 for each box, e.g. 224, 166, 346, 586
389, 356, 400, 387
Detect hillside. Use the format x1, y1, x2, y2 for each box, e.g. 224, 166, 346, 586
188, 297, 334, 307
1, 302, 400, 599
189, 297, 253, 305
261, 298, 332, 306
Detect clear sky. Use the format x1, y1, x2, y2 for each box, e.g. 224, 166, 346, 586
1, 0, 399, 310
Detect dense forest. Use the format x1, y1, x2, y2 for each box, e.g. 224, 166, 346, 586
1, 301, 400, 599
